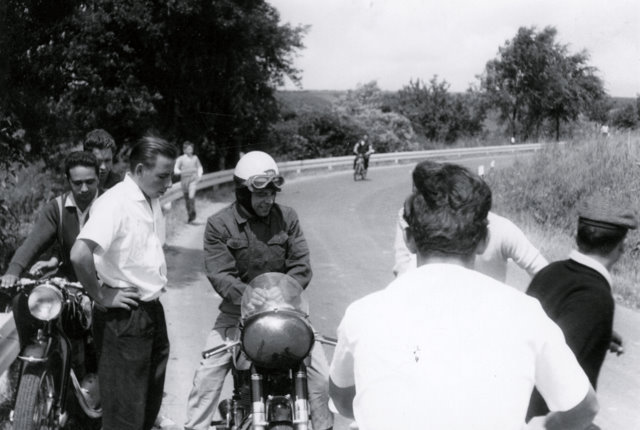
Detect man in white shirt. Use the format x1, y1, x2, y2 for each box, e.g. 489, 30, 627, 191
330, 163, 598, 430
71, 136, 178, 430
393, 160, 548, 281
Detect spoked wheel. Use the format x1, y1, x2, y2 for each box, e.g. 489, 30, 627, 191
13, 367, 58, 430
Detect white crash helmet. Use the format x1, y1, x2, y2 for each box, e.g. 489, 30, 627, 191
234, 151, 284, 191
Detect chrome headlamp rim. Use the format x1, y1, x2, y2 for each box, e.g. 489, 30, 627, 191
28, 283, 63, 321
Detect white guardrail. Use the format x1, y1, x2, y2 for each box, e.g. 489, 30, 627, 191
0, 142, 542, 375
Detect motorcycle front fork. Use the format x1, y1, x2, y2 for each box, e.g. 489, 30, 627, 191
249, 364, 310, 430
11, 327, 73, 427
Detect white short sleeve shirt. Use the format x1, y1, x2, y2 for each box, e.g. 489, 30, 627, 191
330, 263, 589, 430
77, 174, 167, 301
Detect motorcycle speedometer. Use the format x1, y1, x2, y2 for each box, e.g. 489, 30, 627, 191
28, 284, 63, 321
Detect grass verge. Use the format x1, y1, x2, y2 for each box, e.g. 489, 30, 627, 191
486, 133, 640, 309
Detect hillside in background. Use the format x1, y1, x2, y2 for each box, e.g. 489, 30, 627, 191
276, 90, 346, 113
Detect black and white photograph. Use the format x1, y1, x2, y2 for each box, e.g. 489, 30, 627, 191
1, 0, 639, 429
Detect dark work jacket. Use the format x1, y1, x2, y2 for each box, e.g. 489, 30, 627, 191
203, 201, 312, 317
525, 259, 614, 420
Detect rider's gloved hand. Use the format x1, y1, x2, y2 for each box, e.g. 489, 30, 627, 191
0, 274, 18, 289
248, 288, 284, 312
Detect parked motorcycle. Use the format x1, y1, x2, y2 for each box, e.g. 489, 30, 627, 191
0, 277, 101, 430
203, 272, 336, 430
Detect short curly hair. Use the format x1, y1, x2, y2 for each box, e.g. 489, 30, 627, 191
404, 163, 492, 257
64, 151, 99, 179
83, 129, 116, 152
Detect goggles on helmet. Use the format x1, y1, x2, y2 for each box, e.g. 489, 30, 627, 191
247, 174, 285, 190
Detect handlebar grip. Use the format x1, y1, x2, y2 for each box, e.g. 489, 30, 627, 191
202, 340, 240, 359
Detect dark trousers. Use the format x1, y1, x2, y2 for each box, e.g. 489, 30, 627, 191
93, 300, 170, 430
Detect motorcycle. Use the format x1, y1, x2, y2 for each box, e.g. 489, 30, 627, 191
203, 273, 336, 430
0, 277, 101, 430
353, 154, 366, 181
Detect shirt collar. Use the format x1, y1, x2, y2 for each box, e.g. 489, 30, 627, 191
65, 190, 98, 209
123, 173, 150, 202
569, 249, 612, 286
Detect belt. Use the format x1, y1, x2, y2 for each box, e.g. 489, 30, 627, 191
100, 283, 161, 304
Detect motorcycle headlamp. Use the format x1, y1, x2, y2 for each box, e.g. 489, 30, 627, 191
246, 174, 284, 191
28, 284, 63, 321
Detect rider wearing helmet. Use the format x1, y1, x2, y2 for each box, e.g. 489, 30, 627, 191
184, 151, 334, 430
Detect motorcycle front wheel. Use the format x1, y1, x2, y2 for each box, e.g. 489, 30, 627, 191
13, 366, 58, 430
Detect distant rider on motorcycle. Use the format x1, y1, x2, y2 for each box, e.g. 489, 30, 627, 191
184, 151, 334, 430
0, 151, 100, 352
352, 134, 374, 171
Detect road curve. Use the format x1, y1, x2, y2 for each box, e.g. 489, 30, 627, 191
162, 155, 640, 429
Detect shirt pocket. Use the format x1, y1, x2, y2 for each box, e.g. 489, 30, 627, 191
226, 237, 250, 270
266, 232, 289, 264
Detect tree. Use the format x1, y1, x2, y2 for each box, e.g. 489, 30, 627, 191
0, 0, 307, 169
479, 26, 606, 141
610, 103, 638, 129
336, 81, 415, 152
393, 77, 485, 143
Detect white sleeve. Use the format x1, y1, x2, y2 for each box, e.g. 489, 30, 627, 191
174, 155, 183, 175
393, 207, 416, 276
498, 216, 548, 276
196, 156, 203, 177
534, 309, 591, 412
76, 195, 119, 255
330, 311, 356, 388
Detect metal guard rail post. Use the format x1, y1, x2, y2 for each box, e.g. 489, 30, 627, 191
0, 142, 543, 375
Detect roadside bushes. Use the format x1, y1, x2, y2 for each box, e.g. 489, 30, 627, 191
486, 134, 640, 306
0, 162, 63, 272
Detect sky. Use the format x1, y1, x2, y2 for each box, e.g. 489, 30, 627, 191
268, 0, 640, 97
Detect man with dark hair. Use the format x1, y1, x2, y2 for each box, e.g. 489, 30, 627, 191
526, 198, 636, 422
83, 128, 121, 190
394, 160, 547, 279
71, 136, 178, 430
330, 163, 598, 430
1, 151, 99, 348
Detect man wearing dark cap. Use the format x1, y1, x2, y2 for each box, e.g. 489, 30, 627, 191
525, 197, 637, 421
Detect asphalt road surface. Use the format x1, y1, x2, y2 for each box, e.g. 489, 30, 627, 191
161, 155, 640, 429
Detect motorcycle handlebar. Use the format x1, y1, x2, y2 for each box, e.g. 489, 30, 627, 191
316, 335, 337, 347
202, 340, 241, 359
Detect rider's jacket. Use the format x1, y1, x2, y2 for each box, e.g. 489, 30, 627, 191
6, 192, 98, 281
203, 201, 312, 317
353, 141, 371, 155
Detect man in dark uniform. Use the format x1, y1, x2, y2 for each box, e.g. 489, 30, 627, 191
184, 151, 333, 430
526, 198, 637, 421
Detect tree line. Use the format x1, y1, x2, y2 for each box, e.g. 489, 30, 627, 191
1, 1, 637, 172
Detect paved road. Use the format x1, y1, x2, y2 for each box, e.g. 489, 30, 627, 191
161, 156, 640, 429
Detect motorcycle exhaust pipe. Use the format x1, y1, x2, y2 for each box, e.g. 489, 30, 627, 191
251, 373, 267, 430
293, 368, 310, 430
